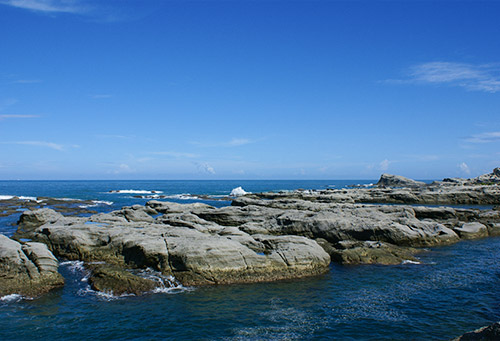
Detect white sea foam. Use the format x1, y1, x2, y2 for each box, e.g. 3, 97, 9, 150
133, 268, 192, 294
60, 260, 86, 272
164, 194, 200, 200
74, 268, 191, 300
0, 294, 24, 302
402, 260, 421, 265
79, 200, 114, 208
76, 287, 135, 301
109, 190, 163, 194
0, 195, 40, 202
230, 186, 249, 196
18, 196, 39, 201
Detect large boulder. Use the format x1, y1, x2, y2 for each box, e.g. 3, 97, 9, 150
453, 222, 488, 239
376, 174, 426, 188
0, 234, 64, 297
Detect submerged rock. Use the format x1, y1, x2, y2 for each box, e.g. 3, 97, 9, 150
0, 234, 64, 297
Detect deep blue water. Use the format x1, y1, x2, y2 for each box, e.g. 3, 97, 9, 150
1, 180, 499, 340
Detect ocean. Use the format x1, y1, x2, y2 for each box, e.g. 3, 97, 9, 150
1, 180, 499, 340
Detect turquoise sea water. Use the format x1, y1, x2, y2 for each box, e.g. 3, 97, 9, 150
1, 180, 499, 340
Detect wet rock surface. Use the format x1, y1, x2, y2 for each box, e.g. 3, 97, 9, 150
453, 322, 500, 340
0, 234, 64, 297
14, 203, 331, 291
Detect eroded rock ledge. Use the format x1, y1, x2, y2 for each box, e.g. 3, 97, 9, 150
2, 168, 499, 297
0, 234, 64, 297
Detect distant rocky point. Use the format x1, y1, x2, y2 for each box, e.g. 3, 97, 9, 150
376, 173, 426, 188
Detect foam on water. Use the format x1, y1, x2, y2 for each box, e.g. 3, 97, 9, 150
79, 200, 114, 208
0, 294, 25, 303
131, 268, 193, 294
402, 260, 422, 265
0, 195, 40, 202
109, 190, 163, 194
134, 193, 201, 200
60, 260, 86, 270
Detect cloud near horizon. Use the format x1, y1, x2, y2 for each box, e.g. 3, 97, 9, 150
190, 138, 256, 148
150, 151, 199, 158
459, 162, 471, 175
390, 62, 500, 93
196, 162, 216, 175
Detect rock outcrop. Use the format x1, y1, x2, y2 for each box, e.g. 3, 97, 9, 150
0, 234, 64, 297
376, 173, 426, 188
5, 167, 500, 296
13, 205, 330, 292
453, 322, 500, 340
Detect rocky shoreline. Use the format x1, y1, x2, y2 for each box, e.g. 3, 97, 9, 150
1, 168, 499, 299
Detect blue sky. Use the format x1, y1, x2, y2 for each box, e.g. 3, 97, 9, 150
1, 0, 499, 180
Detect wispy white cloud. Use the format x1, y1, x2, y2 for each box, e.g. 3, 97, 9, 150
0, 114, 39, 120
0, 0, 87, 13
389, 62, 500, 93
227, 138, 252, 146
459, 162, 471, 175
111, 163, 134, 174
465, 131, 500, 143
196, 162, 215, 175
96, 134, 131, 139
150, 151, 199, 158
91, 94, 113, 99
0, 0, 160, 22
4, 140, 65, 151
191, 138, 257, 148
13, 79, 42, 84
379, 159, 391, 172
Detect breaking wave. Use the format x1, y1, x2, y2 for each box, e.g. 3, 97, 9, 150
60, 261, 191, 300
230, 187, 249, 196
0, 294, 25, 303
78, 200, 114, 208
0, 195, 40, 202
108, 190, 163, 194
